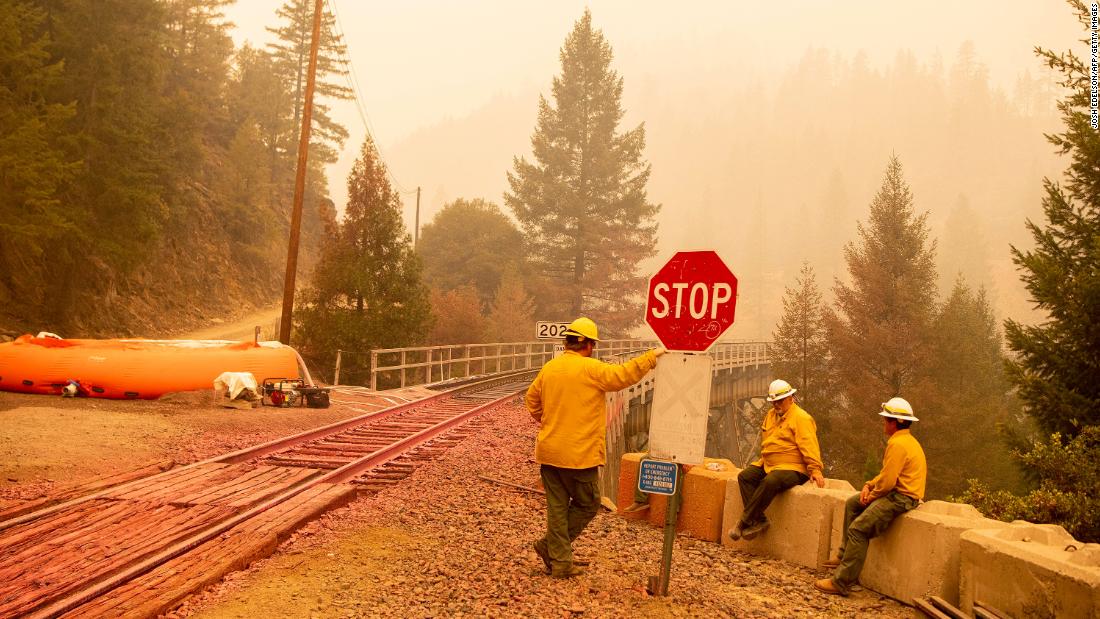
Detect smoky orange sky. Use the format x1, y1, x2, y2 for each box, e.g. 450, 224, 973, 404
226, 1, 1082, 338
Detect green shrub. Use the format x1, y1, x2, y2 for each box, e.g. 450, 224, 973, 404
956, 426, 1100, 542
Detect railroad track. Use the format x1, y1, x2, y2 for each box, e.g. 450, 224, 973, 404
0, 371, 533, 618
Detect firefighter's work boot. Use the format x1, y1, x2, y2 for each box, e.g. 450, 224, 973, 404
741, 518, 770, 540
727, 522, 744, 541
551, 564, 585, 579
533, 539, 552, 574
814, 578, 846, 596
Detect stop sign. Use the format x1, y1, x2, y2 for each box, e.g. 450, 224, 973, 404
646, 250, 738, 352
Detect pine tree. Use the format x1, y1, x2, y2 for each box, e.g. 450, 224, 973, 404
486, 269, 537, 342
296, 136, 431, 385
1005, 0, 1100, 436
0, 0, 78, 319
160, 0, 234, 179
826, 155, 938, 482
417, 199, 527, 307
229, 45, 295, 186
938, 194, 993, 296
505, 9, 658, 336
922, 278, 1022, 497
266, 0, 352, 165
35, 0, 174, 331
770, 263, 839, 429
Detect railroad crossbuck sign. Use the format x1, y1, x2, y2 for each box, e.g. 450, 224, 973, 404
645, 250, 738, 352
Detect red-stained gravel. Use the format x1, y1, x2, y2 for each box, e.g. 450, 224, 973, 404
176, 398, 910, 618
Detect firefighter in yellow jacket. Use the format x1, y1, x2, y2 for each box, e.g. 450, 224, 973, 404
815, 397, 926, 596
728, 379, 825, 541
526, 317, 665, 579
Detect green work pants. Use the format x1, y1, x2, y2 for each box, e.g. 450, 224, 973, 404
738, 464, 808, 526
833, 491, 919, 594
539, 464, 600, 569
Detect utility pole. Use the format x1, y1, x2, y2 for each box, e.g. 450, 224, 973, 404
414, 186, 421, 248
278, 0, 323, 345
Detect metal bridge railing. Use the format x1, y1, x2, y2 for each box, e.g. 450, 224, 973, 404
601, 340, 771, 499
360, 339, 672, 390
358, 339, 769, 391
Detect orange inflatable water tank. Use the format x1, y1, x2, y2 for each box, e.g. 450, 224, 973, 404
0, 335, 301, 399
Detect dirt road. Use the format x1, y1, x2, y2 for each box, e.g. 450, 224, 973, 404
178, 307, 281, 341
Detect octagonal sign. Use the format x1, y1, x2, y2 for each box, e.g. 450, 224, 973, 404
646, 250, 738, 352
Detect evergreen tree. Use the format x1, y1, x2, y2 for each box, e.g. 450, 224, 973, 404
771, 263, 839, 431
229, 45, 295, 186
826, 155, 938, 482
38, 0, 173, 329
938, 194, 994, 296
505, 9, 658, 336
486, 269, 537, 342
266, 0, 352, 165
296, 135, 431, 385
0, 0, 78, 318
955, 3, 1100, 542
1005, 0, 1100, 436
160, 0, 234, 180
428, 286, 486, 345
417, 198, 528, 307
923, 278, 1022, 497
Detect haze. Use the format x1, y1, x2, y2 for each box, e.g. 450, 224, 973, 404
226, 1, 1079, 338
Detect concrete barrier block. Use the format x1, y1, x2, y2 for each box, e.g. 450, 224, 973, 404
615, 452, 647, 521
720, 471, 855, 569
858, 500, 1008, 606
959, 521, 1100, 618
818, 479, 858, 561
615, 453, 737, 543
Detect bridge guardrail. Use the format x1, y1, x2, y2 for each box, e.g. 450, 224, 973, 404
359, 339, 770, 390
601, 341, 770, 499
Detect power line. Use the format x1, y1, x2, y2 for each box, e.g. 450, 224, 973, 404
325, 0, 416, 195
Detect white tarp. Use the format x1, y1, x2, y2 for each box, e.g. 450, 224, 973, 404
213, 371, 259, 401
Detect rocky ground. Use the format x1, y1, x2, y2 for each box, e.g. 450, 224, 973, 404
172, 398, 910, 619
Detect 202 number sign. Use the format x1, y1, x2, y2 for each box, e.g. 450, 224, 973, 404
535, 321, 570, 340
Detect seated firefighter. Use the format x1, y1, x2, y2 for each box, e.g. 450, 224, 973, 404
728, 379, 825, 541
814, 397, 926, 596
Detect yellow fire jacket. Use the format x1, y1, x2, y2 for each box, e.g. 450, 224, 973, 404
868, 429, 926, 501
526, 349, 658, 469
752, 403, 823, 475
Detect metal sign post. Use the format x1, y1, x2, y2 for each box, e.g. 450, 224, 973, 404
640, 248, 738, 596
638, 458, 682, 597
655, 469, 682, 596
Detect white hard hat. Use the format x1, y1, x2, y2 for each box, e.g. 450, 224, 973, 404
879, 397, 918, 422
766, 379, 797, 402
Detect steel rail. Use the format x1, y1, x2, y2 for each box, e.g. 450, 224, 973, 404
0, 369, 535, 534
24, 380, 529, 618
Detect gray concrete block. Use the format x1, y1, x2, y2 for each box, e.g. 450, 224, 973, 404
959, 521, 1100, 618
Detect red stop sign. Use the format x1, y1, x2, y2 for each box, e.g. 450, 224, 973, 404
646, 250, 738, 352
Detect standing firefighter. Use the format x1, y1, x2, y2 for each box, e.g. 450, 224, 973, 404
526, 317, 666, 578
729, 379, 825, 541
815, 397, 926, 596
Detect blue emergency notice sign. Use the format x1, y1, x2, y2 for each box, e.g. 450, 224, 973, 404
638, 459, 678, 496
